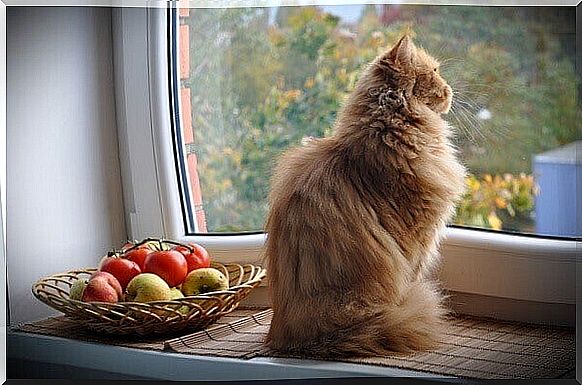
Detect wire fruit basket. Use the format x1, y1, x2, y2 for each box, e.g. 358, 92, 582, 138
32, 239, 266, 336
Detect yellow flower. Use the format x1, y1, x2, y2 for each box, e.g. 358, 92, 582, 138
487, 213, 502, 230
466, 177, 480, 192
494, 197, 507, 209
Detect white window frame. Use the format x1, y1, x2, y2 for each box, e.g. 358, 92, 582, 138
113, 6, 580, 322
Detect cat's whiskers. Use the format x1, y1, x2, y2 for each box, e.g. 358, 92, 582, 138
439, 57, 465, 67
453, 98, 478, 109
448, 104, 478, 145
454, 90, 513, 140
453, 100, 487, 141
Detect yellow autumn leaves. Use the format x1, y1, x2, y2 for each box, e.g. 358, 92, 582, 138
455, 173, 538, 231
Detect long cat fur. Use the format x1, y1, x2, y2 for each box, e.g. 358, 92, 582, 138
265, 35, 467, 357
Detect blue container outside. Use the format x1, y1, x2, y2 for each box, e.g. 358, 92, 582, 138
533, 141, 581, 237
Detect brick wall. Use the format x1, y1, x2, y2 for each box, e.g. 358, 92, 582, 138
179, 8, 208, 232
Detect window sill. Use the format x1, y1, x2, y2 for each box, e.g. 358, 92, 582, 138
7, 332, 444, 380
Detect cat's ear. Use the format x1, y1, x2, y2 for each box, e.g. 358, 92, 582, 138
385, 35, 415, 71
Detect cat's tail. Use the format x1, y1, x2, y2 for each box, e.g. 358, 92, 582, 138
271, 280, 448, 358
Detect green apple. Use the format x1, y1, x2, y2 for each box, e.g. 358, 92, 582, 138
125, 273, 171, 302
69, 279, 88, 301
181, 268, 229, 296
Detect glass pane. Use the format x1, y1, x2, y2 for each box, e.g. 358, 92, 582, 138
177, 5, 579, 237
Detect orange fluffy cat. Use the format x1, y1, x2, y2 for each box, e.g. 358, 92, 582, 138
265, 35, 467, 357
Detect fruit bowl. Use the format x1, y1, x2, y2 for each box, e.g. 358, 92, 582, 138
32, 261, 266, 336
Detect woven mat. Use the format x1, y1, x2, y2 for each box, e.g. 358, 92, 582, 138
14, 308, 266, 351
163, 309, 575, 379
15, 308, 575, 379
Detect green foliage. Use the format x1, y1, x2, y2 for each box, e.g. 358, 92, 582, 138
184, 6, 576, 233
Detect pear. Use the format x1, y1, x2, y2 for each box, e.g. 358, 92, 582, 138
125, 273, 171, 303
181, 268, 229, 296
169, 287, 190, 315
69, 279, 88, 301
170, 287, 184, 300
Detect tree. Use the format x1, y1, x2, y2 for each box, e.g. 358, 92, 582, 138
185, 5, 576, 233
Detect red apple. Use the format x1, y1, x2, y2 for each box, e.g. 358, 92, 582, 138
123, 247, 154, 271
89, 271, 123, 297
99, 257, 141, 291
173, 243, 211, 273
143, 250, 188, 287
82, 271, 122, 303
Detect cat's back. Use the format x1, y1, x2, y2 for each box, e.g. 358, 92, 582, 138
269, 137, 340, 205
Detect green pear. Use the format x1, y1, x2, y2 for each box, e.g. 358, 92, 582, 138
170, 287, 184, 300
125, 273, 171, 302
169, 287, 190, 315
181, 268, 229, 296
69, 279, 88, 301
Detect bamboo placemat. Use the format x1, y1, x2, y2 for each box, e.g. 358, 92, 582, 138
14, 307, 268, 351
15, 307, 575, 379
163, 309, 575, 379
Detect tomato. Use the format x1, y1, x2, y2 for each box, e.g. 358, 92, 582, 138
172, 245, 190, 257
173, 243, 211, 273
124, 247, 154, 271
143, 250, 188, 287
99, 257, 142, 291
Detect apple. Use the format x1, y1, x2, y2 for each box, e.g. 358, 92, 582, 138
143, 250, 188, 288
173, 243, 211, 273
89, 271, 123, 297
181, 268, 229, 296
81, 272, 122, 303
123, 247, 153, 271
99, 257, 141, 291
69, 279, 87, 301
125, 273, 171, 303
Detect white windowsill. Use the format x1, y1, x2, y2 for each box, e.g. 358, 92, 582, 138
180, 227, 578, 309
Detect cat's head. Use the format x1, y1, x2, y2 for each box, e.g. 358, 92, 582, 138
374, 35, 452, 115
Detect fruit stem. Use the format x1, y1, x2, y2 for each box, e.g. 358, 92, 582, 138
121, 237, 193, 253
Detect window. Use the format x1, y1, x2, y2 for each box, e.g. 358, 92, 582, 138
175, 5, 579, 239
115, 6, 578, 324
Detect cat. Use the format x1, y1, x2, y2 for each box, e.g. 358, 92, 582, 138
264, 35, 467, 357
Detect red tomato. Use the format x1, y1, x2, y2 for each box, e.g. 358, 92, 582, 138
172, 245, 190, 257
99, 257, 141, 291
173, 243, 211, 273
144, 250, 188, 287
124, 247, 154, 271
